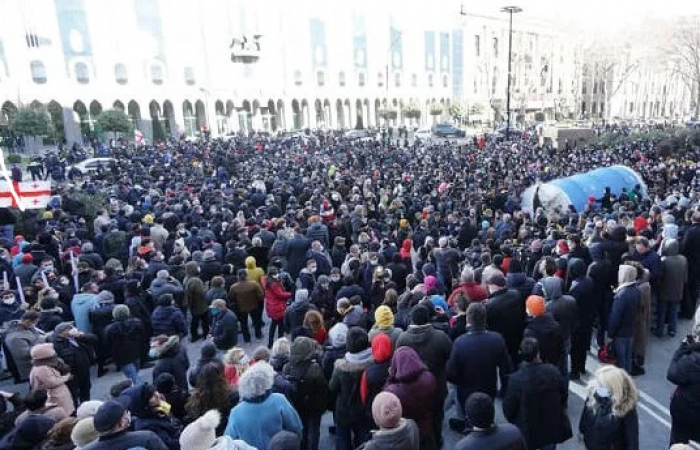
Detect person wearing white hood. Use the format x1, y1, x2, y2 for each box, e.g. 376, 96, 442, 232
172, 238, 191, 262
180, 410, 257, 450
608, 265, 641, 374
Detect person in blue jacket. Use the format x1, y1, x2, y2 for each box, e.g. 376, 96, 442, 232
608, 265, 641, 374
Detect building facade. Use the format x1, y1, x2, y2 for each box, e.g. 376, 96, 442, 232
0, 0, 586, 143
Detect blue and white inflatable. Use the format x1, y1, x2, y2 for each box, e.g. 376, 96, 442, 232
520, 165, 648, 213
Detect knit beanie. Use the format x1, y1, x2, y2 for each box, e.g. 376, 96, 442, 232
526, 295, 546, 317
372, 392, 402, 429
410, 304, 431, 326
179, 410, 219, 450
345, 327, 369, 353
374, 305, 394, 329
328, 323, 348, 347
71, 418, 99, 448
112, 304, 130, 320
371, 333, 393, 363
268, 430, 301, 450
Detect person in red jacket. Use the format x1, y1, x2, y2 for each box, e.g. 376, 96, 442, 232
448, 267, 488, 306
263, 267, 292, 348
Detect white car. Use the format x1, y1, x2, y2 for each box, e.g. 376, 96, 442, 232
414, 127, 433, 141
68, 158, 117, 175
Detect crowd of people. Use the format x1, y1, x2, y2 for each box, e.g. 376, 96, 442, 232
0, 126, 698, 450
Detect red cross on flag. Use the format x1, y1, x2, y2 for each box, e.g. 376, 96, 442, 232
0, 181, 51, 209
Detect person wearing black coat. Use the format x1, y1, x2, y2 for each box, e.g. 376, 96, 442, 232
568, 258, 597, 379
187, 343, 224, 388
503, 338, 572, 450
454, 393, 527, 450
118, 383, 182, 450
523, 295, 565, 368
151, 335, 190, 393
106, 305, 145, 384
680, 214, 700, 318
446, 302, 511, 431
484, 273, 525, 365
667, 335, 700, 445
588, 244, 614, 348
209, 300, 239, 351
285, 232, 311, 279
52, 323, 97, 406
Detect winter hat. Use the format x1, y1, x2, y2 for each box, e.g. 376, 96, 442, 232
21, 253, 33, 263
328, 323, 348, 347
556, 240, 570, 254
464, 392, 495, 429
267, 430, 301, 450
371, 333, 393, 363
30, 343, 57, 360
372, 392, 403, 429
201, 343, 218, 360
96, 290, 115, 304
345, 327, 369, 353
112, 305, 130, 320
203, 249, 216, 261
336, 297, 351, 315
374, 305, 394, 328
71, 417, 99, 448
157, 269, 170, 280
93, 400, 126, 433
526, 295, 546, 317
76, 400, 104, 420
294, 289, 309, 303
410, 304, 431, 326
424, 275, 438, 291
154, 373, 176, 394
179, 409, 220, 450
54, 322, 74, 335
484, 271, 506, 288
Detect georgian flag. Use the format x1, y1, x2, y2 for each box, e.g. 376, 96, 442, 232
0, 181, 51, 209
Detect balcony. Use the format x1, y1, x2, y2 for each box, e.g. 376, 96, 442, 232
230, 35, 262, 63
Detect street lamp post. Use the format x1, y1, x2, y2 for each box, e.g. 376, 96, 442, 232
501, 5, 522, 139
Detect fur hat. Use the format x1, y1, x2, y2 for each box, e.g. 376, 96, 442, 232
238, 361, 274, 400
71, 417, 99, 448
372, 392, 403, 429
179, 410, 220, 450
30, 343, 56, 360
374, 305, 394, 329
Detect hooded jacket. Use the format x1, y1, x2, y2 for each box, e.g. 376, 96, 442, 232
152, 336, 190, 392
284, 290, 312, 333
329, 351, 374, 428
608, 267, 640, 339
485, 287, 525, 362
245, 257, 265, 286
395, 324, 452, 390
541, 277, 578, 340
667, 341, 700, 442
283, 336, 328, 415
183, 263, 207, 316
659, 239, 688, 302
71, 292, 97, 333
363, 418, 420, 450
567, 258, 597, 328
151, 303, 187, 338
120, 384, 182, 450
384, 346, 437, 438
506, 272, 536, 304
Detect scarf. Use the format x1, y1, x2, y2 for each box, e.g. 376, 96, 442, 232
345, 348, 373, 365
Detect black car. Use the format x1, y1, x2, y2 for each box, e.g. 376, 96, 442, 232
431, 123, 466, 138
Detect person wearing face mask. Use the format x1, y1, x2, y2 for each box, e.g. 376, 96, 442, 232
0, 289, 24, 324
4, 311, 46, 383
297, 259, 318, 292
118, 383, 181, 450
208, 299, 239, 351
51, 322, 97, 407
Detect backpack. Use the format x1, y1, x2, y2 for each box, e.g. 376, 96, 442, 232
283, 364, 311, 410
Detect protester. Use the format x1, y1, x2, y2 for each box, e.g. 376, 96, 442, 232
361, 392, 420, 450
453, 393, 527, 450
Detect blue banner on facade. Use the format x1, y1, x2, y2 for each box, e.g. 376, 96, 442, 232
440, 32, 450, 72
353, 14, 367, 69
390, 26, 402, 70
133, 0, 167, 65
310, 18, 327, 68
425, 31, 435, 71
54, 0, 93, 74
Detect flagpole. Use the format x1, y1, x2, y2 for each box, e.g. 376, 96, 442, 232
15, 277, 25, 304
70, 251, 79, 292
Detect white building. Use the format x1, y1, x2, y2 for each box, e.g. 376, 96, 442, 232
0, 0, 581, 143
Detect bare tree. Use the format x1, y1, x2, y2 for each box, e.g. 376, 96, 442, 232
668, 16, 700, 118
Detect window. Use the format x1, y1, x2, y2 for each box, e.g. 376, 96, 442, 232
395, 72, 401, 87
442, 74, 448, 88
428, 73, 434, 87
474, 35, 480, 56
593, 81, 598, 95
581, 102, 587, 114
150, 63, 163, 85
558, 79, 563, 95
582, 83, 587, 95
358, 72, 366, 87
338, 71, 346, 87
600, 82, 605, 94
184, 67, 196, 86
493, 37, 498, 58
378, 72, 384, 87
75, 62, 89, 84
30, 60, 47, 84
474, 79, 478, 94
294, 70, 302, 86
592, 102, 598, 115
411, 73, 417, 87
114, 63, 128, 85
317, 71, 325, 87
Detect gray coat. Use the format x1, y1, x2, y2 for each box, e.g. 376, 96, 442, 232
4, 321, 45, 381
660, 240, 688, 303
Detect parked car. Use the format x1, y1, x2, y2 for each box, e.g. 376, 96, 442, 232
344, 129, 375, 141
414, 127, 433, 141
67, 157, 116, 175
431, 123, 466, 138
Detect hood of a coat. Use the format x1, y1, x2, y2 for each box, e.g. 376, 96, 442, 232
156, 335, 181, 357
541, 276, 563, 301
389, 346, 428, 382
401, 239, 412, 251
661, 239, 680, 256
506, 272, 527, 287
72, 292, 97, 306
245, 257, 257, 269
567, 257, 587, 280
289, 336, 317, 366
119, 383, 156, 418
185, 261, 200, 277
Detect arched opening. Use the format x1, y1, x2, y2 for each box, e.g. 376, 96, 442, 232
73, 101, 91, 136
364, 99, 371, 128
149, 100, 166, 142
323, 99, 332, 129
355, 99, 363, 129
267, 100, 277, 132
252, 100, 261, 131
183, 101, 196, 137
128, 100, 141, 131
163, 101, 175, 137
344, 99, 351, 129
29, 100, 44, 110
292, 100, 301, 130
374, 99, 381, 126
241, 100, 252, 132
89, 100, 102, 118
195, 100, 207, 131
314, 99, 324, 128
301, 100, 310, 129
276, 100, 285, 130
47, 100, 65, 144
336, 100, 344, 129
113, 100, 125, 111
215, 100, 227, 134
225, 101, 236, 133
